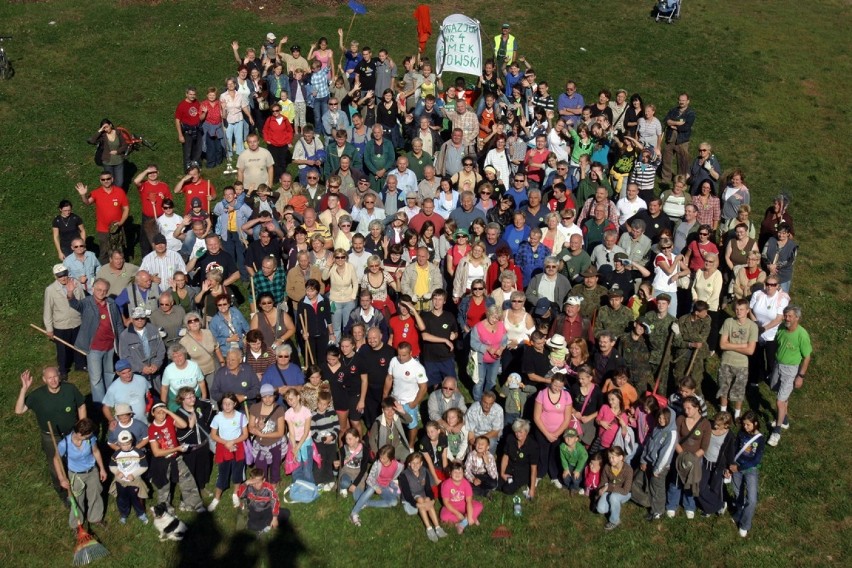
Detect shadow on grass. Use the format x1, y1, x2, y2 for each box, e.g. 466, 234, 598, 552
173, 510, 307, 568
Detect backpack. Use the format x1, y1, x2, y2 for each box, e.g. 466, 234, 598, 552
285, 479, 319, 503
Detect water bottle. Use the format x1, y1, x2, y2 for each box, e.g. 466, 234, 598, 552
513, 495, 522, 517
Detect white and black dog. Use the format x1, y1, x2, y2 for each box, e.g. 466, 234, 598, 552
151, 503, 188, 541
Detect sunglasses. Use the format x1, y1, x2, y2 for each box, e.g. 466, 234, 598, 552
260, 301, 274, 305
472, 287, 484, 291
307, 176, 319, 180
217, 303, 230, 307
163, 205, 174, 209
187, 318, 200, 323
699, 232, 709, 236
272, 109, 281, 113
335, 256, 347, 259
512, 299, 524, 303
159, 302, 172, 306
766, 283, 778, 287
100, 177, 112, 181
72, 245, 86, 249
480, 192, 492, 196
277, 354, 291, 358
328, 184, 340, 189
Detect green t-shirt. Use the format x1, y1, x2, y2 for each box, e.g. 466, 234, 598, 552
25, 383, 84, 434
720, 317, 759, 368
775, 325, 812, 367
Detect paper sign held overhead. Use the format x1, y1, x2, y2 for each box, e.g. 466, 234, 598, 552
436, 14, 482, 77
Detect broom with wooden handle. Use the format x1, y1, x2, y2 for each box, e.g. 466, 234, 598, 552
48, 422, 109, 566
491, 494, 512, 539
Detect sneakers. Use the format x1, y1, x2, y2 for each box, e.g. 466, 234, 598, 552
685, 510, 695, 520
119, 517, 127, 525
138, 514, 149, 525
350, 514, 361, 527
666, 510, 676, 518
767, 432, 781, 447
646, 513, 662, 521
207, 498, 220, 512
434, 526, 448, 538
426, 528, 439, 542
551, 479, 562, 489
179, 502, 194, 512
339, 488, 349, 498
604, 522, 619, 531
739, 528, 748, 538
320, 482, 335, 492
578, 489, 585, 496
771, 417, 791, 430
232, 493, 241, 508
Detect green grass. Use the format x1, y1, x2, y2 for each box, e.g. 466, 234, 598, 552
0, 0, 850, 566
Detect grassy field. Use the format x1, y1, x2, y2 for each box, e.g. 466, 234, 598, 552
0, 0, 850, 566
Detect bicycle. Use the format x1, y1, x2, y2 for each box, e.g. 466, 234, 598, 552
0, 36, 14, 80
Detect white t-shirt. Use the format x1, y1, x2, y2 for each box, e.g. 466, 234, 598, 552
162, 360, 204, 398
157, 213, 183, 252
749, 290, 789, 341
547, 129, 570, 162
617, 196, 648, 226
388, 356, 427, 405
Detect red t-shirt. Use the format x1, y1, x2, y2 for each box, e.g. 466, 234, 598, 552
138, 181, 173, 218
90, 301, 115, 351
466, 298, 487, 329
389, 315, 421, 357
175, 99, 202, 127
90, 187, 129, 232
149, 416, 179, 455
200, 99, 223, 125
181, 179, 216, 213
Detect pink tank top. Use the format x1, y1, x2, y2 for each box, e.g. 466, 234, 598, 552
477, 321, 505, 364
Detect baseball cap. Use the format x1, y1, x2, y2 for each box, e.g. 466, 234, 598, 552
115, 359, 132, 372
563, 428, 578, 438
502, 23, 511, 29
290, 44, 301, 52
260, 384, 276, 397
117, 430, 134, 444
608, 287, 625, 297
614, 252, 628, 263
266, 32, 276, 41
52, 264, 69, 277
151, 402, 167, 413
565, 296, 583, 306
534, 298, 554, 317
191, 197, 202, 208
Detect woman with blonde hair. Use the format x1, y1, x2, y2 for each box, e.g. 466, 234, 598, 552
322, 247, 359, 340
540, 211, 567, 253
452, 241, 491, 303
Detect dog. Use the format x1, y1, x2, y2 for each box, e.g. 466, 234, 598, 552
151, 503, 188, 541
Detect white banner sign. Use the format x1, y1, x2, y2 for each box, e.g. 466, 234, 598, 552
435, 14, 482, 76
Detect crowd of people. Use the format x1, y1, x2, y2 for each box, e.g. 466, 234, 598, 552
18, 21, 814, 542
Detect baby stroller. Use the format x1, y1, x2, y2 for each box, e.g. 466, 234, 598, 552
654, 0, 681, 23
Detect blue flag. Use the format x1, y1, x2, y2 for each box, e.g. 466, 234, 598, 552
347, 0, 367, 15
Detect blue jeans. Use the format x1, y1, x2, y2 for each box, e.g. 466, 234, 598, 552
666, 477, 696, 512
596, 491, 631, 524
563, 466, 583, 491
204, 130, 224, 167
292, 439, 314, 484
222, 234, 248, 281
732, 469, 759, 531
225, 121, 246, 159
312, 96, 329, 131
332, 300, 356, 341
351, 484, 399, 515
472, 359, 501, 402
779, 281, 791, 294
86, 349, 114, 404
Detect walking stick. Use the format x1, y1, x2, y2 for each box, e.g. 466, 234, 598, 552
646, 327, 675, 407
250, 263, 258, 315
336, 13, 358, 74
48, 422, 109, 566
684, 346, 701, 377
30, 324, 89, 356
299, 311, 315, 367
